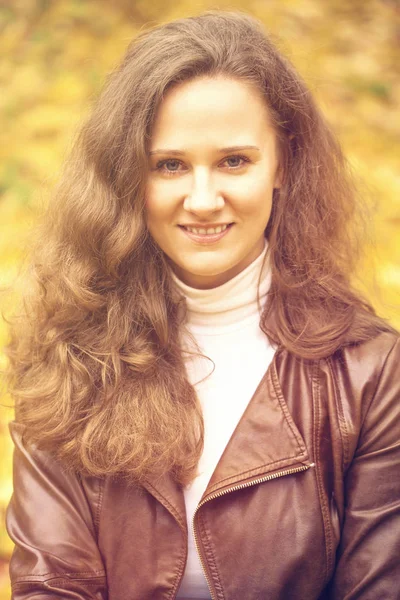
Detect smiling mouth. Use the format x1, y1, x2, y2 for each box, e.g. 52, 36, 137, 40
179, 224, 232, 235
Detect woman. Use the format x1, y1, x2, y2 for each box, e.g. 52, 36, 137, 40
5, 11, 399, 600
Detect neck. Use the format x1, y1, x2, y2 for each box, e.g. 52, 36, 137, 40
171, 243, 271, 331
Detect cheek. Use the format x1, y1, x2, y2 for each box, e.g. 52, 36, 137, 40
146, 175, 186, 212
145, 185, 173, 224
230, 177, 274, 217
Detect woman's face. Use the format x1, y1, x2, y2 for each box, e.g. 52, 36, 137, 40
146, 76, 282, 289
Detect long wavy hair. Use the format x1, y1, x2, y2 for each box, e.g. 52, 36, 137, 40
5, 11, 393, 485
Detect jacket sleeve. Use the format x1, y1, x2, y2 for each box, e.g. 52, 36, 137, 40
330, 335, 400, 599
6, 421, 108, 600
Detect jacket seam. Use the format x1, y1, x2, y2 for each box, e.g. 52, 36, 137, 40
14, 569, 106, 582
312, 359, 333, 583
95, 476, 105, 535
168, 539, 188, 600
11, 572, 107, 589
197, 510, 225, 600
327, 356, 349, 472
13, 580, 105, 589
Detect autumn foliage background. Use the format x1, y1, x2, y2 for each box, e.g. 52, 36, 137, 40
0, 0, 399, 596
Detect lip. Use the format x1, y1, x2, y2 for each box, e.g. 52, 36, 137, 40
179, 223, 234, 244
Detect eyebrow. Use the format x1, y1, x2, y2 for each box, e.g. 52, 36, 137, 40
148, 145, 260, 156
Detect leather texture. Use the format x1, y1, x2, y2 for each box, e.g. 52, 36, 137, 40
6, 331, 400, 599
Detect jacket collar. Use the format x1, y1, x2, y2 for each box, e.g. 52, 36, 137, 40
143, 349, 310, 529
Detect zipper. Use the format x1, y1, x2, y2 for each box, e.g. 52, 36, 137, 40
192, 462, 315, 600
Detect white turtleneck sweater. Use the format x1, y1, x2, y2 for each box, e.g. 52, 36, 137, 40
174, 244, 276, 600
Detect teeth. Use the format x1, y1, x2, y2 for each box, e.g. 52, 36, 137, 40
185, 224, 229, 235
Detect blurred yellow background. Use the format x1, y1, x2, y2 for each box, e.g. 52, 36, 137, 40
0, 0, 399, 596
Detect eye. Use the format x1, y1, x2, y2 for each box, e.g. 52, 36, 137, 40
221, 155, 250, 170
155, 159, 185, 176
153, 154, 250, 176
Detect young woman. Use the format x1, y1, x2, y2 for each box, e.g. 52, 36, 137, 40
5, 11, 399, 600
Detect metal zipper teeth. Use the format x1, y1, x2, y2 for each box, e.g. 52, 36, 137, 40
191, 462, 315, 600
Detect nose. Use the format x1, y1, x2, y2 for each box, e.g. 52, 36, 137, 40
183, 169, 225, 215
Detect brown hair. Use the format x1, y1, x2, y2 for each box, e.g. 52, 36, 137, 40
5, 11, 393, 485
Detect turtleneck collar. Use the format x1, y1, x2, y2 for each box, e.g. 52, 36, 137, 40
171, 242, 271, 333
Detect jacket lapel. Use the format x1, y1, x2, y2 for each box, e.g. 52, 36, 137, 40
142, 472, 187, 533
201, 351, 310, 500
142, 350, 310, 523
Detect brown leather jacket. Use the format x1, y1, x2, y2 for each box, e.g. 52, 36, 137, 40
6, 332, 400, 600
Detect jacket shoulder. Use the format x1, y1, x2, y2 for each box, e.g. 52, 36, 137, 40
338, 330, 399, 370
326, 331, 400, 468
327, 331, 400, 597
6, 421, 107, 598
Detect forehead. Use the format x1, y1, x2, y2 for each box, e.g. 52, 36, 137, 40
150, 76, 274, 149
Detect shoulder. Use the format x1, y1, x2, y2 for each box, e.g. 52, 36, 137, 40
327, 330, 399, 404
7, 420, 107, 594
275, 329, 399, 393
8, 420, 103, 536
324, 331, 400, 469
338, 329, 399, 370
